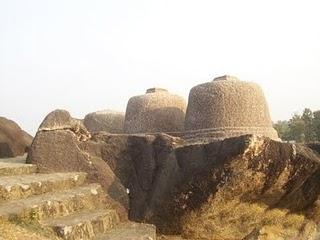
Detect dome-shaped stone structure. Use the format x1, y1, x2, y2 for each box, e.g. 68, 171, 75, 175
124, 88, 186, 134
84, 110, 125, 133
184, 75, 278, 139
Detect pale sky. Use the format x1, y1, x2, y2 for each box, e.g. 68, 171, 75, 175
1, 0, 319, 135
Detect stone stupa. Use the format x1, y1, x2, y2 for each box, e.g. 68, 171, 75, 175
124, 88, 186, 134
84, 110, 125, 133
184, 75, 278, 140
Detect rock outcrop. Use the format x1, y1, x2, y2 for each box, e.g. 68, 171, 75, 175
27, 110, 320, 239
124, 88, 187, 134
90, 133, 320, 240
184, 75, 279, 140
84, 110, 125, 133
52, 131, 320, 239
0, 117, 33, 158
306, 142, 320, 155
26, 109, 128, 219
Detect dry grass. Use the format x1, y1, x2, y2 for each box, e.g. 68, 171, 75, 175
181, 199, 311, 240
0, 219, 58, 240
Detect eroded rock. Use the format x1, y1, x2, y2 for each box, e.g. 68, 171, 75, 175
27, 109, 128, 220
38, 109, 91, 142
0, 117, 33, 158
27, 110, 320, 239
96, 134, 320, 239
306, 142, 320, 155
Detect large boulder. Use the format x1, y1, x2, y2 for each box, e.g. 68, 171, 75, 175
84, 110, 125, 133
95, 133, 320, 239
0, 117, 33, 158
173, 137, 320, 239
27, 109, 128, 219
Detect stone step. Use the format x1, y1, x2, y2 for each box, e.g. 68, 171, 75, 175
158, 236, 186, 240
0, 183, 105, 221
0, 172, 87, 201
0, 162, 37, 176
42, 209, 120, 240
95, 222, 156, 240
0, 154, 27, 164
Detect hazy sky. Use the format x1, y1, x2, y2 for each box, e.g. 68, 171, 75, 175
1, 0, 319, 135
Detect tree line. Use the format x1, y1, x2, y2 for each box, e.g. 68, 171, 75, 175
274, 108, 320, 143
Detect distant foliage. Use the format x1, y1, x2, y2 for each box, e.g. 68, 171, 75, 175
274, 108, 320, 143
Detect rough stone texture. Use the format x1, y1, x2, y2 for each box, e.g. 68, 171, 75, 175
0, 218, 57, 240
0, 172, 87, 201
184, 75, 278, 140
306, 142, 320, 155
84, 110, 125, 134
0, 161, 37, 176
26, 110, 320, 239
124, 88, 187, 133
87, 133, 135, 189
90, 133, 320, 239
0, 159, 119, 240
0, 153, 156, 240
42, 209, 120, 240
0, 183, 106, 221
95, 222, 156, 240
27, 110, 128, 220
158, 236, 186, 240
38, 109, 91, 142
0, 117, 33, 158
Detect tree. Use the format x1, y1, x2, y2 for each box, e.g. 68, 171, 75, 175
288, 113, 306, 143
313, 110, 320, 141
273, 108, 320, 143
302, 108, 316, 142
273, 120, 290, 141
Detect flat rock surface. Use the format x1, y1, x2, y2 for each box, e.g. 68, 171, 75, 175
0, 172, 87, 201
0, 172, 86, 187
0, 161, 37, 176
96, 222, 156, 240
0, 154, 27, 164
158, 236, 186, 240
0, 183, 103, 220
42, 209, 118, 226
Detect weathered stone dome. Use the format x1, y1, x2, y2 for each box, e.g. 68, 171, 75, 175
124, 88, 187, 133
84, 110, 124, 133
184, 75, 278, 139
